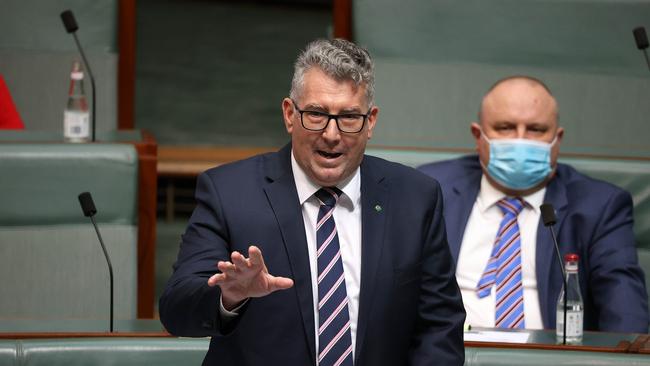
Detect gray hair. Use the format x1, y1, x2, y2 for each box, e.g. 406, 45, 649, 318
290, 38, 375, 107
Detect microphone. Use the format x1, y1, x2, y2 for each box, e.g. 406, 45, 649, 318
60, 10, 97, 142
540, 203, 568, 345
633, 26, 650, 72
78, 192, 114, 332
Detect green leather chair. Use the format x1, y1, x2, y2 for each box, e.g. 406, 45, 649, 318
1, 338, 649, 366
0, 143, 139, 321
353, 0, 650, 157
0, 0, 119, 132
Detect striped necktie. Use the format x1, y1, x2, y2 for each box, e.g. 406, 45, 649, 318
476, 197, 526, 329
315, 187, 354, 366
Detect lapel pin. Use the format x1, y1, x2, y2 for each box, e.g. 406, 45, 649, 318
374, 204, 382, 212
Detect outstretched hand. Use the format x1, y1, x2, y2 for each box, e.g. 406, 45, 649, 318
207, 246, 294, 310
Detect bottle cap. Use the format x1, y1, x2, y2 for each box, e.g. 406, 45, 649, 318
565, 253, 579, 262
70, 60, 84, 80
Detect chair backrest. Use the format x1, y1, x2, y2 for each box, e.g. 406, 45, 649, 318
353, 0, 650, 158
0, 143, 139, 320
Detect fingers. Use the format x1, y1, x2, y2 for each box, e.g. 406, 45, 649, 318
248, 246, 265, 269
231, 251, 250, 269
207, 272, 226, 287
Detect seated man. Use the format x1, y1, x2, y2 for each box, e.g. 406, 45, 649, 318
419, 75, 648, 332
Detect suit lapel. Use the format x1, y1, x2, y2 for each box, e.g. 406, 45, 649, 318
446, 171, 481, 263
354, 157, 389, 364
262, 145, 316, 365
535, 174, 568, 327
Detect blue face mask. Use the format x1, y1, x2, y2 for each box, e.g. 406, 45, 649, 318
482, 132, 556, 190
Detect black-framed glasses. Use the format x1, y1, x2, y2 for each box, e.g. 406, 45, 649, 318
292, 100, 371, 133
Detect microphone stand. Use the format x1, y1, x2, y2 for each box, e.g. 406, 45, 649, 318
90, 215, 114, 332
548, 224, 568, 345
70, 31, 96, 142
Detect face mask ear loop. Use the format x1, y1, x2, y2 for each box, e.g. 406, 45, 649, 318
478, 125, 491, 144
548, 133, 559, 171
478, 125, 491, 172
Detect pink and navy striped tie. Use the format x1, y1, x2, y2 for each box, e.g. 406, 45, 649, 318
476, 197, 526, 329
315, 187, 353, 366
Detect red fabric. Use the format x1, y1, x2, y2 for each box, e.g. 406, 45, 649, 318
0, 74, 25, 129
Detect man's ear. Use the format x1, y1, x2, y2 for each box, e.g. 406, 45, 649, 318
282, 98, 295, 134
470, 122, 482, 142
366, 106, 379, 140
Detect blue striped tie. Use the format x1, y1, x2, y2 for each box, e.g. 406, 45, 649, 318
476, 197, 526, 329
315, 187, 353, 366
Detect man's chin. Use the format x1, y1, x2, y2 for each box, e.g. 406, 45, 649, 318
310, 167, 346, 187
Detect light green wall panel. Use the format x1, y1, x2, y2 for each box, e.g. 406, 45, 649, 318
356, 0, 650, 157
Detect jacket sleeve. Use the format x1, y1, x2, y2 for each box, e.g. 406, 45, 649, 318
159, 171, 244, 337
587, 188, 649, 332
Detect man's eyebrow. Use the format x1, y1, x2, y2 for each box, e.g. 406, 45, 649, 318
339, 106, 364, 114
526, 123, 549, 130
302, 103, 327, 111
302, 104, 364, 114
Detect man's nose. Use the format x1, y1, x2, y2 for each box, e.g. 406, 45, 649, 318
516, 125, 527, 139
322, 117, 341, 140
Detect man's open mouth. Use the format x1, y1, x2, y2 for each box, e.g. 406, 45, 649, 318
317, 150, 343, 159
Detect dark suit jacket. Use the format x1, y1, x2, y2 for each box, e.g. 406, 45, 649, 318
418, 155, 649, 332
160, 144, 465, 366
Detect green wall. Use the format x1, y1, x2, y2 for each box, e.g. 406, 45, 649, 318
355, 0, 650, 158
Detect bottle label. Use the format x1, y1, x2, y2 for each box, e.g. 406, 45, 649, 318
64, 110, 90, 141
556, 309, 583, 337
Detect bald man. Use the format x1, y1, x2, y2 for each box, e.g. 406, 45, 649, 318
419, 76, 648, 333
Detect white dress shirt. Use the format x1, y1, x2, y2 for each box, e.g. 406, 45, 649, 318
455, 175, 545, 329
291, 151, 362, 358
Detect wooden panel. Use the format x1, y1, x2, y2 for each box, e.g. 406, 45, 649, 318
133, 131, 158, 318
118, 0, 136, 129
333, 0, 352, 40
158, 145, 276, 177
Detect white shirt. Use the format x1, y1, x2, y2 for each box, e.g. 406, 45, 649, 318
455, 175, 545, 329
291, 151, 362, 358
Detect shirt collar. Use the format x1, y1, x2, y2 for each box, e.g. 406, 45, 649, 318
290, 150, 360, 210
477, 174, 546, 214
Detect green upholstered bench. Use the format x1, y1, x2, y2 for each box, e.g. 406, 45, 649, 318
352, 0, 650, 157
464, 347, 650, 366
0, 338, 209, 366
1, 338, 649, 366
0, 143, 139, 321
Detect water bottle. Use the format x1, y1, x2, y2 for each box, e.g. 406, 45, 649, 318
556, 253, 583, 344
63, 60, 90, 142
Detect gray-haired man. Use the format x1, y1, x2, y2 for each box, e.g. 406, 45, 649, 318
160, 38, 465, 366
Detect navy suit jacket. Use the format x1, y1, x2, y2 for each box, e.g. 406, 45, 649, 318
160, 144, 465, 366
418, 155, 648, 332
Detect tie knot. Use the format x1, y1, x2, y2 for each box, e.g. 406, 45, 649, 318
497, 197, 525, 216
315, 187, 342, 208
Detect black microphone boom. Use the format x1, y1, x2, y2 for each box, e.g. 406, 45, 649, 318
540, 203, 567, 345
633, 26, 650, 72
78, 192, 114, 332
60, 10, 97, 142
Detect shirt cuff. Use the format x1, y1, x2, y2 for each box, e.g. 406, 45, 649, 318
219, 295, 249, 319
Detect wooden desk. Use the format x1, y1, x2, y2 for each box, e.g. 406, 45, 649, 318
0, 319, 168, 339
465, 327, 645, 354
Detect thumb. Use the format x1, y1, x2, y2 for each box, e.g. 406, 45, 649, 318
268, 275, 294, 291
